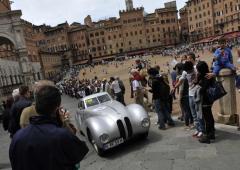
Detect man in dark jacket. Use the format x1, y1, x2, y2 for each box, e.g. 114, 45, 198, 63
148, 68, 174, 130
8, 86, 32, 137
9, 86, 89, 170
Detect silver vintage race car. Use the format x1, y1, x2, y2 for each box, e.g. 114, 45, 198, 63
75, 92, 150, 156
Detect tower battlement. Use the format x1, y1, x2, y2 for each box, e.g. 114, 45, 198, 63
119, 7, 144, 14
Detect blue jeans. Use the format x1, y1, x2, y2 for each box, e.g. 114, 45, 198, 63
181, 96, 193, 126
213, 62, 235, 75
154, 99, 174, 128
189, 96, 204, 132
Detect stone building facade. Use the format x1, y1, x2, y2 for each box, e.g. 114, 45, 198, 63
0, 0, 11, 13
0, 0, 42, 98
213, 0, 240, 34
179, 6, 189, 43
186, 0, 215, 42
183, 0, 240, 42
33, 0, 180, 64
104, 20, 124, 57
22, 20, 41, 63
68, 25, 89, 64
65, 1, 180, 64
39, 51, 62, 79
0, 0, 180, 91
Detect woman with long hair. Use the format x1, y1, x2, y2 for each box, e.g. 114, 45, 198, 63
196, 61, 215, 144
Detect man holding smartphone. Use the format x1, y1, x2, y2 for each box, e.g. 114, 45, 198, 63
9, 86, 89, 170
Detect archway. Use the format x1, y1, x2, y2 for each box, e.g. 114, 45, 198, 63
0, 35, 29, 97
0, 9, 34, 87
0, 36, 17, 61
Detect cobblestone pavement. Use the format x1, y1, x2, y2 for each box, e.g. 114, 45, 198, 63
1, 95, 240, 170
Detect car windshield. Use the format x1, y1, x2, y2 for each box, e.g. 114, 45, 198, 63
98, 94, 111, 103
84, 94, 111, 108
85, 98, 99, 107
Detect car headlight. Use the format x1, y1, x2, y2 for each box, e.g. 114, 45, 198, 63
141, 118, 150, 128
99, 134, 110, 144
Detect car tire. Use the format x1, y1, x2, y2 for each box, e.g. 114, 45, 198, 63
87, 129, 105, 156
91, 140, 105, 156
140, 132, 149, 140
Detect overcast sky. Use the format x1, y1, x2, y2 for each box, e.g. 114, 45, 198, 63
11, 0, 187, 26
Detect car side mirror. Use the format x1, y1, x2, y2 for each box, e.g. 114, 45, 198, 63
78, 103, 82, 109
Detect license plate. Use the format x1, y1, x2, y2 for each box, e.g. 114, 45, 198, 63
103, 138, 124, 150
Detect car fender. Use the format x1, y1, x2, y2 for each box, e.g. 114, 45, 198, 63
126, 104, 150, 134
85, 116, 120, 147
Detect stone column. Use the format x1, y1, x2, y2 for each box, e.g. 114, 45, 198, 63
13, 75, 16, 84
16, 75, 20, 84
3, 76, 7, 86
216, 68, 237, 125
18, 50, 34, 86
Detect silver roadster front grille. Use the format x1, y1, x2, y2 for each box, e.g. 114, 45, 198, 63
117, 117, 133, 139
117, 120, 126, 140
124, 117, 133, 138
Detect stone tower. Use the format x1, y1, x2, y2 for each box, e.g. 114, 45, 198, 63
125, 0, 133, 11
0, 0, 11, 12
84, 15, 93, 27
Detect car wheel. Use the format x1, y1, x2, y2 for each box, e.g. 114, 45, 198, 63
91, 140, 105, 156
140, 132, 149, 139
87, 129, 105, 156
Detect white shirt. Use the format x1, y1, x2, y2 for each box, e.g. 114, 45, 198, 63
180, 69, 197, 97
111, 80, 121, 94
132, 80, 142, 91
101, 82, 110, 92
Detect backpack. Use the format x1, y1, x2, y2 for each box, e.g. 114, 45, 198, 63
207, 80, 227, 104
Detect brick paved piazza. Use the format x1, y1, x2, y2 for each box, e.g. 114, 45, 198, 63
1, 95, 240, 170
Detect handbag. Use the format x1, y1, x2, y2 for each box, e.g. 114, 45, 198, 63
207, 80, 227, 103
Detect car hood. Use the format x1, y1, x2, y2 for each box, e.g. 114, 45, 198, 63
85, 101, 130, 121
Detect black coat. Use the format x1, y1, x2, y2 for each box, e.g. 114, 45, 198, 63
9, 116, 89, 170
2, 108, 11, 131
198, 76, 215, 105
8, 97, 32, 136
149, 76, 170, 101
